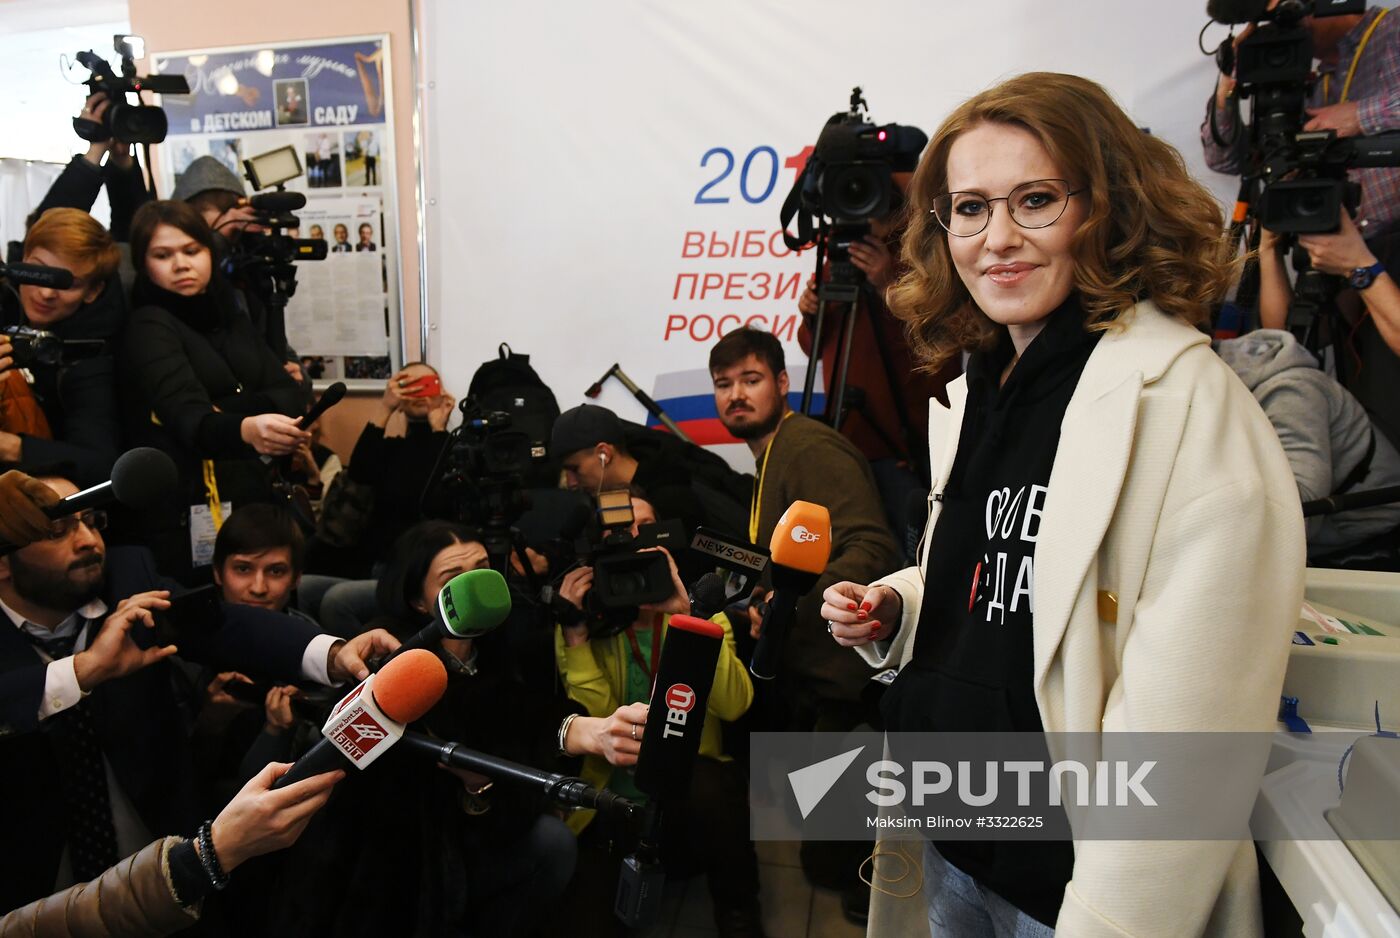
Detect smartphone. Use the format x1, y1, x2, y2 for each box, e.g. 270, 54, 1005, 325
401, 374, 442, 398
151, 584, 224, 660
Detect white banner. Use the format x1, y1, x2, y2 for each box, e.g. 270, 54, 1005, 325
422, 1, 1240, 464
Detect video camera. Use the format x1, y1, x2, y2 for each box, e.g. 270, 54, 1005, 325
72, 35, 189, 145
1, 325, 104, 369
555, 490, 685, 638
1208, 0, 1400, 234
780, 87, 927, 265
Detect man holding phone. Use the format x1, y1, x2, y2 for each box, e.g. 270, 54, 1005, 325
0, 473, 398, 912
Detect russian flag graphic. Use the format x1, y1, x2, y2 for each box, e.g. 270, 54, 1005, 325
645, 364, 825, 446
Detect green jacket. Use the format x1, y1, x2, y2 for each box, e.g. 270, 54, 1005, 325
754, 412, 901, 705
554, 612, 753, 831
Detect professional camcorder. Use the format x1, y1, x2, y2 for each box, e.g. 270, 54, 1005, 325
780, 87, 926, 256
72, 35, 189, 145
1, 326, 104, 368
1207, 0, 1400, 234
556, 490, 685, 638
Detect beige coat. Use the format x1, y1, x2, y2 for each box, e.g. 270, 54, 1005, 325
856, 302, 1306, 937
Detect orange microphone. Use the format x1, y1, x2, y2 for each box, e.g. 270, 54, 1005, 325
749, 501, 832, 680
273, 648, 448, 789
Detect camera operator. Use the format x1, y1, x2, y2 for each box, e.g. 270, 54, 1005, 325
0, 470, 398, 914
1201, 2, 1400, 237
796, 178, 960, 544
552, 492, 763, 936
1256, 215, 1400, 449
119, 200, 311, 581
27, 92, 152, 242
1, 208, 122, 487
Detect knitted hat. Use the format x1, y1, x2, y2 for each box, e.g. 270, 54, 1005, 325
171, 156, 246, 203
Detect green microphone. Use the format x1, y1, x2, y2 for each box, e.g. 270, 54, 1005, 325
391, 568, 512, 659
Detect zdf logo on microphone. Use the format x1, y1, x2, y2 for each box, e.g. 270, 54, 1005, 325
791, 525, 823, 544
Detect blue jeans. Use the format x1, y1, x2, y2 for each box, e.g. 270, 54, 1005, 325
924, 843, 1055, 937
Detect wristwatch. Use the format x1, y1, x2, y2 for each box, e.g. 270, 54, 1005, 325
1348, 260, 1386, 290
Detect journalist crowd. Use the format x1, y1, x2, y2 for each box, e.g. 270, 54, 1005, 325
2, 2, 1400, 937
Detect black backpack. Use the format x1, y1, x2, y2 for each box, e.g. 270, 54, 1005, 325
466, 343, 561, 480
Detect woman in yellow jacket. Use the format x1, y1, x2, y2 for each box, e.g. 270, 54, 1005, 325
553, 493, 763, 937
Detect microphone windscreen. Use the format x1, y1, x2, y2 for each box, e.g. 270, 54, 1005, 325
110, 447, 179, 509
768, 501, 832, 574
689, 573, 728, 619
248, 190, 308, 213
438, 568, 512, 638
318, 381, 348, 408
372, 648, 448, 723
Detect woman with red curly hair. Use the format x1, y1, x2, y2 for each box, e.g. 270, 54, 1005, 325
822, 73, 1305, 936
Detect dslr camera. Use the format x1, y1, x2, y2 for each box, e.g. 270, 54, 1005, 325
72, 35, 189, 145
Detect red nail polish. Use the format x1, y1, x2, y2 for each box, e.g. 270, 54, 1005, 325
860, 602, 872, 612
847, 603, 857, 611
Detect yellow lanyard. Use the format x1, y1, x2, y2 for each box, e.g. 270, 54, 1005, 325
748, 411, 793, 543
202, 460, 225, 529
1322, 8, 1390, 104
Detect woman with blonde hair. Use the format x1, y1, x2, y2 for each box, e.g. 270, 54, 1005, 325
822, 73, 1304, 936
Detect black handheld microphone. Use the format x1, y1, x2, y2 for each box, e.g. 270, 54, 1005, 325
1, 261, 75, 290
45, 447, 177, 518
688, 572, 727, 619
633, 614, 724, 801
397, 731, 640, 820
298, 381, 347, 429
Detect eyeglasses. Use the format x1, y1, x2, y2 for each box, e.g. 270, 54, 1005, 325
931, 179, 1087, 238
45, 509, 107, 540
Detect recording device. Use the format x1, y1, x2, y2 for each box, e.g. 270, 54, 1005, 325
563, 490, 687, 638
273, 649, 448, 790
0, 326, 104, 369
222, 678, 342, 722
71, 35, 189, 145
44, 447, 177, 518
688, 525, 770, 603
298, 381, 347, 430
688, 572, 728, 619
778, 87, 927, 430
0, 259, 74, 290
617, 612, 726, 929
397, 731, 640, 819
389, 568, 513, 660
229, 146, 328, 359
749, 501, 833, 681
400, 374, 442, 399
150, 584, 222, 656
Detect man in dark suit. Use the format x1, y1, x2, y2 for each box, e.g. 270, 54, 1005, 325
0, 473, 398, 912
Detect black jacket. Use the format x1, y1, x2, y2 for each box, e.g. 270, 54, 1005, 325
0, 546, 328, 911
32, 154, 151, 242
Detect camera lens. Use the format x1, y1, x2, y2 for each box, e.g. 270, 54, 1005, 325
826, 164, 886, 219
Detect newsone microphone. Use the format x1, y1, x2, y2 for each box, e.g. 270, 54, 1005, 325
298, 381, 347, 429
273, 648, 447, 789
633, 614, 724, 801
1, 261, 74, 289
748, 501, 832, 681
388, 568, 512, 661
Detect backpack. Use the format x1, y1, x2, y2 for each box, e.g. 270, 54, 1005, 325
466, 343, 561, 483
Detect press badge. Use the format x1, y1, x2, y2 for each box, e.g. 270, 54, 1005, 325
189, 502, 232, 567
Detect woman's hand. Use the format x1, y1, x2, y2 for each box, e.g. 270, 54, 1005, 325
558, 566, 593, 646
798, 275, 820, 317
427, 393, 456, 431
567, 702, 650, 766
820, 581, 902, 647
78, 93, 111, 166
206, 671, 255, 709
0, 333, 14, 380
208, 762, 344, 872
263, 685, 299, 735
240, 413, 312, 456
637, 547, 689, 617
377, 371, 410, 420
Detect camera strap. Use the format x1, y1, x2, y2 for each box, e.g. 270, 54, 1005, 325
626, 615, 663, 681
